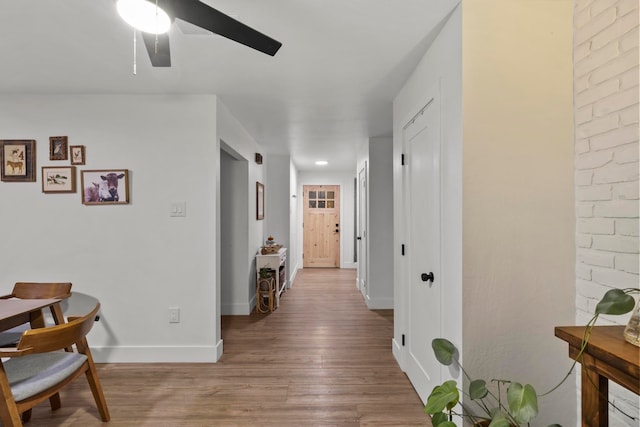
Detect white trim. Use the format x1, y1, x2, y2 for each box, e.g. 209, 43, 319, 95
221, 301, 253, 315
366, 296, 394, 310
392, 337, 404, 371
92, 344, 221, 363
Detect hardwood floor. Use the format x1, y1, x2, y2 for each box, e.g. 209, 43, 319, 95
24, 269, 428, 426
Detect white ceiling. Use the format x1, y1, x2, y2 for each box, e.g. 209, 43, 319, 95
0, 0, 458, 171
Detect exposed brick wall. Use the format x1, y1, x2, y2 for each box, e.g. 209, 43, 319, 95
574, 0, 639, 425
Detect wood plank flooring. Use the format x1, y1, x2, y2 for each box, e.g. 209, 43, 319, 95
23, 269, 429, 426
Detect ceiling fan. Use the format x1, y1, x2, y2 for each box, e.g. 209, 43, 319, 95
116, 0, 282, 67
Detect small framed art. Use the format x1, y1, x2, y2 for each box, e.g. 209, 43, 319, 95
81, 169, 129, 205
0, 140, 36, 182
256, 181, 265, 220
42, 166, 76, 193
70, 145, 86, 165
49, 136, 68, 161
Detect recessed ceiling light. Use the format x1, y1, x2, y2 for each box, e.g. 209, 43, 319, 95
117, 0, 171, 34
315, 160, 328, 166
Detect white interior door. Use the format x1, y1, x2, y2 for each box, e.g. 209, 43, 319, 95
403, 97, 442, 402
357, 165, 368, 295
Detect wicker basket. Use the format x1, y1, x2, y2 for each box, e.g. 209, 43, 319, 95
261, 244, 282, 255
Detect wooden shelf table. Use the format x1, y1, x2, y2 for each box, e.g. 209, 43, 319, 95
555, 325, 639, 427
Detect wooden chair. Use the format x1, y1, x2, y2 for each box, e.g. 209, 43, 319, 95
5, 282, 73, 327
0, 283, 73, 350
0, 302, 110, 426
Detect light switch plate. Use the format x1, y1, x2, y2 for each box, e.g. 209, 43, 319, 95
170, 202, 186, 217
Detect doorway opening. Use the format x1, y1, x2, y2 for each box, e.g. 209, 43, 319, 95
220, 142, 250, 315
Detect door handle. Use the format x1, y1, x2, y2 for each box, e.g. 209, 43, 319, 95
421, 272, 434, 283
356, 236, 361, 240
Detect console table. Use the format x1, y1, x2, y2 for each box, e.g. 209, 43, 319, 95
256, 248, 287, 309
555, 325, 639, 427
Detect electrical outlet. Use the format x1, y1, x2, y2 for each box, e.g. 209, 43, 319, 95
169, 307, 180, 323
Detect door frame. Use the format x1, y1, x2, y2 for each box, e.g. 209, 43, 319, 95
302, 184, 341, 268
357, 164, 368, 294
296, 175, 359, 271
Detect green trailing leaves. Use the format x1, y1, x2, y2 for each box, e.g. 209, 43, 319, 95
430, 412, 452, 427
469, 379, 488, 400
425, 380, 459, 414
507, 383, 538, 424
596, 289, 636, 315
488, 411, 512, 427
432, 338, 457, 366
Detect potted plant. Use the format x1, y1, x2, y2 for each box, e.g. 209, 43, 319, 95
425, 337, 549, 427
259, 267, 272, 279
425, 287, 639, 427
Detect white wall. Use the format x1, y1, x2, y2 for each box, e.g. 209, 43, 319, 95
0, 94, 221, 362
0, 94, 265, 361
266, 154, 292, 284
216, 99, 266, 316
220, 148, 249, 315
297, 171, 356, 269
394, 2, 577, 426
356, 137, 394, 309
574, 0, 639, 424
462, 1, 575, 426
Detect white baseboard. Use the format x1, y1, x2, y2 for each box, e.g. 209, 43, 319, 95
215, 338, 223, 361
366, 296, 394, 309
92, 344, 221, 363
221, 301, 252, 315
288, 267, 297, 288
392, 337, 404, 371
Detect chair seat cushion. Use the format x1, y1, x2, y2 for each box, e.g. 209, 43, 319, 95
4, 352, 87, 401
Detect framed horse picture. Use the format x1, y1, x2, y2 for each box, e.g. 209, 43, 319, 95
0, 140, 36, 182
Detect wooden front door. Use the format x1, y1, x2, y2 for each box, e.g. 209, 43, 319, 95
303, 185, 340, 268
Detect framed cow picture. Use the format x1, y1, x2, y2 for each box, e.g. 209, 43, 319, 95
81, 169, 129, 205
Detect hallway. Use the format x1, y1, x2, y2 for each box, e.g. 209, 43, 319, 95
25, 269, 428, 426
220, 268, 427, 425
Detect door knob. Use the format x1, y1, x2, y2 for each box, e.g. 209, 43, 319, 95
421, 272, 434, 283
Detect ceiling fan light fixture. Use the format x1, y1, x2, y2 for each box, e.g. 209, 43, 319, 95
117, 0, 171, 34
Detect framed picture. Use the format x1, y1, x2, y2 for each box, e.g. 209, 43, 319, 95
256, 181, 265, 220
70, 145, 86, 165
0, 140, 36, 182
81, 169, 129, 205
42, 166, 76, 193
49, 136, 68, 161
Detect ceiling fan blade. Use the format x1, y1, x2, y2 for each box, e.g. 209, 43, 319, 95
142, 32, 171, 67
163, 0, 282, 56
